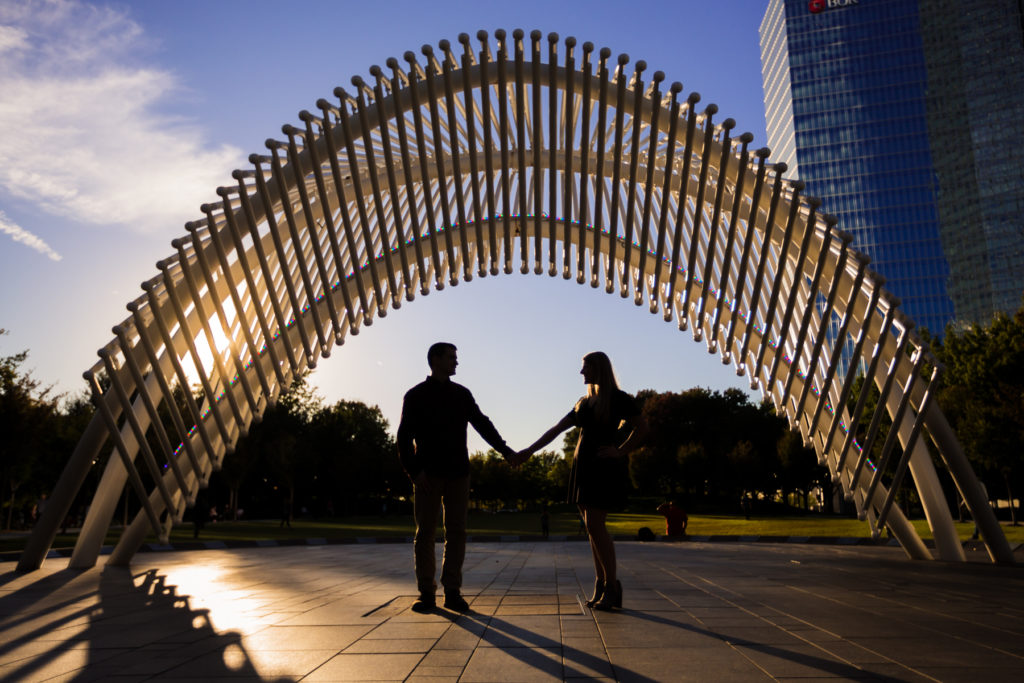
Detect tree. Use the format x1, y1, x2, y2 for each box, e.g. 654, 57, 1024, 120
469, 450, 514, 510
676, 442, 709, 497
634, 387, 785, 504
629, 443, 680, 497
220, 374, 402, 519
244, 373, 322, 521
845, 375, 890, 463
727, 440, 761, 501
0, 336, 61, 529
777, 429, 826, 510
928, 304, 1024, 524
632, 389, 709, 496
220, 421, 255, 521
516, 450, 563, 505
546, 452, 572, 495
309, 399, 398, 514
47, 391, 97, 528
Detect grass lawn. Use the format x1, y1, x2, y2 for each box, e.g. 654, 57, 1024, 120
4, 512, 1021, 554
161, 512, 1024, 544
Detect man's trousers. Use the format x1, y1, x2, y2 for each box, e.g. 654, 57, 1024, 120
413, 474, 469, 597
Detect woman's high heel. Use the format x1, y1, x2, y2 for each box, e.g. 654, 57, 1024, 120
584, 579, 605, 608
593, 580, 622, 611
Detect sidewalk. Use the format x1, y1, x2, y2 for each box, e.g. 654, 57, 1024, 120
6, 530, 1014, 565
2, 540, 1023, 681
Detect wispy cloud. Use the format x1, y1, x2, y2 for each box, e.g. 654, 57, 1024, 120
0, 0, 243, 237
0, 209, 62, 261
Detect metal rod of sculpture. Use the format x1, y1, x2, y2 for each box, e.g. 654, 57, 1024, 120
18, 30, 1011, 572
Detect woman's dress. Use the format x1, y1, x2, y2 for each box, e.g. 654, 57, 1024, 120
565, 389, 640, 510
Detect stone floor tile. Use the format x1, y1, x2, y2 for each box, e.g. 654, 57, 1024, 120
495, 603, 561, 615
242, 623, 373, 651
835, 662, 941, 682
783, 627, 844, 643
144, 644, 253, 678
620, 598, 679, 612
595, 612, 710, 649
406, 666, 463, 680
0, 645, 128, 682
500, 593, 559, 605
713, 625, 810, 646
343, 637, 437, 653
304, 652, 424, 681
0, 639, 89, 666
461, 646, 563, 682
810, 639, 897, 665
362, 620, 450, 640
419, 648, 474, 668
561, 636, 613, 678
463, 602, 498, 617
914, 666, 1024, 683
277, 603, 388, 626
850, 636, 1011, 668
559, 603, 587, 616
83, 652, 201, 678
230, 646, 338, 677
733, 642, 876, 679
469, 594, 503, 605
50, 671, 153, 682
479, 614, 561, 648
771, 678, 887, 682
433, 630, 483, 650
12, 619, 89, 643
607, 644, 770, 682
559, 615, 600, 638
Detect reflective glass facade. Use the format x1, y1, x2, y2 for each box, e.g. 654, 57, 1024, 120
919, 0, 1024, 324
759, 0, 1024, 333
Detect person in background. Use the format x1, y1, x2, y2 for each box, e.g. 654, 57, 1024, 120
657, 499, 688, 538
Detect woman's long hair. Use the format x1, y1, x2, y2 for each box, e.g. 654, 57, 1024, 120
584, 351, 621, 421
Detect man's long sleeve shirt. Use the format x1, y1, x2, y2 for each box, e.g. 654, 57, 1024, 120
397, 376, 512, 479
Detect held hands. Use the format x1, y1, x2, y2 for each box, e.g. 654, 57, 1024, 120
506, 444, 618, 467
508, 444, 618, 467
504, 448, 535, 468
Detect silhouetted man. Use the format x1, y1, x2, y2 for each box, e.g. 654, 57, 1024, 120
397, 342, 515, 613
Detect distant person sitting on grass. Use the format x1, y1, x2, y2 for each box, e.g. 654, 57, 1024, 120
657, 499, 688, 538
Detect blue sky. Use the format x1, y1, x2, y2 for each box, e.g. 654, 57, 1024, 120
0, 0, 774, 453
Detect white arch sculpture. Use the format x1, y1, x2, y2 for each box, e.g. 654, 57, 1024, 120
19, 30, 1012, 572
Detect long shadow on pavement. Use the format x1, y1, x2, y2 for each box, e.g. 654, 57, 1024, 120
445, 607, 658, 682
0, 565, 292, 681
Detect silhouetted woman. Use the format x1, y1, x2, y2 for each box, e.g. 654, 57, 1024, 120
518, 351, 647, 610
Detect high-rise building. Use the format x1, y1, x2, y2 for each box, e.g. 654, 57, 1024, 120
759, 0, 1024, 334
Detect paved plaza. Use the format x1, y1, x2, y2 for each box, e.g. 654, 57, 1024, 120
2, 539, 1023, 681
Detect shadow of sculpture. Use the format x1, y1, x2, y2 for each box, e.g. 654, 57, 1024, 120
0, 564, 293, 681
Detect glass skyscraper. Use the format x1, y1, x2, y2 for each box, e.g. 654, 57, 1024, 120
759, 0, 1024, 334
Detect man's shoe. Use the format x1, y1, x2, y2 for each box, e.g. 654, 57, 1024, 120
443, 593, 470, 612
411, 596, 435, 613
